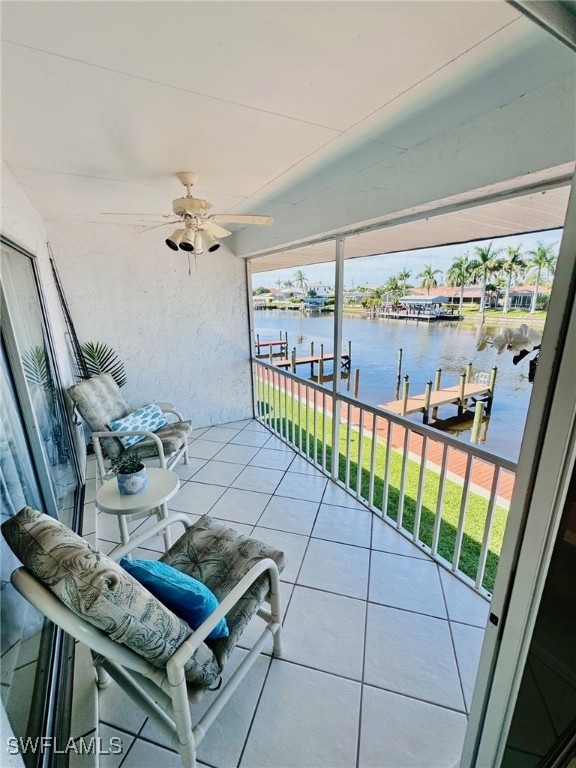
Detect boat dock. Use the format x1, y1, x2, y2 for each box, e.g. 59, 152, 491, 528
255, 332, 288, 358
377, 310, 461, 323
275, 352, 351, 373
274, 340, 352, 375
380, 364, 497, 426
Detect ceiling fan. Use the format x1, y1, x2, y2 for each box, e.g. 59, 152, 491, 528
103, 172, 273, 254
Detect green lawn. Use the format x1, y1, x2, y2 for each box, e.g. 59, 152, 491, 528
258, 381, 509, 592
459, 306, 547, 322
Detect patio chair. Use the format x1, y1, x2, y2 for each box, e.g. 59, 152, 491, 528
67, 373, 192, 482
3, 507, 285, 768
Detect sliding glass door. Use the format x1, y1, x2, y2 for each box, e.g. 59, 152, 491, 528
1, 240, 80, 766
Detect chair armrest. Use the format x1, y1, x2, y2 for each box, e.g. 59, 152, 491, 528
157, 402, 186, 421
110, 514, 193, 561
130, 402, 186, 421
92, 429, 168, 468
166, 557, 281, 680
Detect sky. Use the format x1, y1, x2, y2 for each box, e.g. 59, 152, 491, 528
250, 228, 562, 290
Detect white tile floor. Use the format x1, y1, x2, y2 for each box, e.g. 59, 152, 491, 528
84, 419, 490, 768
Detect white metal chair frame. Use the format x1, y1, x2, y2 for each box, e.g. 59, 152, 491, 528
10, 514, 283, 768
89, 401, 190, 486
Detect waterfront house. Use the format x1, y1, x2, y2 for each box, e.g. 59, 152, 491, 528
508, 286, 551, 310
1, 3, 575, 767
306, 282, 334, 299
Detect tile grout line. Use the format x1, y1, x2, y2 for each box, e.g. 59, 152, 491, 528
356, 509, 374, 768
438, 562, 469, 715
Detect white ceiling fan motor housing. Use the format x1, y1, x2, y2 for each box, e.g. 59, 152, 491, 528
172, 196, 212, 217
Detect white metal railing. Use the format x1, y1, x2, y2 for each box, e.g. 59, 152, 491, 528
253, 358, 517, 597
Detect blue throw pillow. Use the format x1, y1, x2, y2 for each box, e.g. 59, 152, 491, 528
119, 558, 229, 640
108, 402, 168, 449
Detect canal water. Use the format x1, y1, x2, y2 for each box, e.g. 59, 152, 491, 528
254, 310, 539, 462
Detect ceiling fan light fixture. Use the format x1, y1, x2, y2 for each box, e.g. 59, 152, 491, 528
202, 231, 220, 252
179, 230, 196, 251
166, 228, 184, 250
193, 232, 204, 254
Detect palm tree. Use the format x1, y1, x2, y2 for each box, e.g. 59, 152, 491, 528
500, 246, 526, 314
384, 275, 401, 302
293, 270, 308, 294
417, 264, 442, 295
526, 242, 557, 314
397, 268, 412, 295
469, 242, 502, 316
446, 254, 472, 314
275, 278, 284, 291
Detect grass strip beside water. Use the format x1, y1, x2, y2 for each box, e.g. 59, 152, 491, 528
258, 382, 507, 592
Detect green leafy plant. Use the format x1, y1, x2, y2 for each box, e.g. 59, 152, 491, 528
110, 450, 144, 475
80, 341, 127, 387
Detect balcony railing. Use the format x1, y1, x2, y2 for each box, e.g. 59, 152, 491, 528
253, 358, 517, 597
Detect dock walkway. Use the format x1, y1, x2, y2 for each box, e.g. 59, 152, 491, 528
275, 353, 351, 371
379, 365, 497, 425
381, 382, 493, 416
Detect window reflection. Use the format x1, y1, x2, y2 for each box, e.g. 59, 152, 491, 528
1, 243, 79, 765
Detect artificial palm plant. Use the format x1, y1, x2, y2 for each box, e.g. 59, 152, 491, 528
80, 341, 127, 387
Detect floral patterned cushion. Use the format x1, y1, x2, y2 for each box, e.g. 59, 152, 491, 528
67, 373, 131, 458
161, 514, 286, 668
123, 421, 193, 460
2, 507, 220, 687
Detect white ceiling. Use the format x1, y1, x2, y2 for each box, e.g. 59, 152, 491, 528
2, 1, 575, 259
251, 177, 572, 272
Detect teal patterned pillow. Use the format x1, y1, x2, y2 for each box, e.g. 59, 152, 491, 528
120, 558, 229, 639
108, 402, 167, 448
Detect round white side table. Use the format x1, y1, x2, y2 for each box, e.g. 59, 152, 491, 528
96, 467, 180, 547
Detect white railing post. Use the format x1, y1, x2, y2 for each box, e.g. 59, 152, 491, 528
331, 237, 345, 480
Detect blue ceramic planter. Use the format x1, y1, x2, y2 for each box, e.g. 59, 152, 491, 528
117, 465, 148, 495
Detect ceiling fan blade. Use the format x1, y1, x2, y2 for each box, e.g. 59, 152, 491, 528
138, 220, 181, 234
202, 220, 232, 238
101, 212, 173, 217
210, 214, 274, 226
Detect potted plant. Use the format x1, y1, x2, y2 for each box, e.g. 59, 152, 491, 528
110, 450, 148, 495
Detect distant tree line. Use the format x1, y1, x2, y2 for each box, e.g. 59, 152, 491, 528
253, 241, 557, 315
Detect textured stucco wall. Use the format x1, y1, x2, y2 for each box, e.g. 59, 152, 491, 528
45, 219, 253, 428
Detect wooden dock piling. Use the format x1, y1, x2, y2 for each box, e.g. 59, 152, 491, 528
354, 368, 360, 398
423, 381, 433, 423
432, 368, 442, 419
401, 375, 410, 415
486, 367, 497, 414
395, 348, 403, 399
458, 373, 467, 415
471, 401, 485, 443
